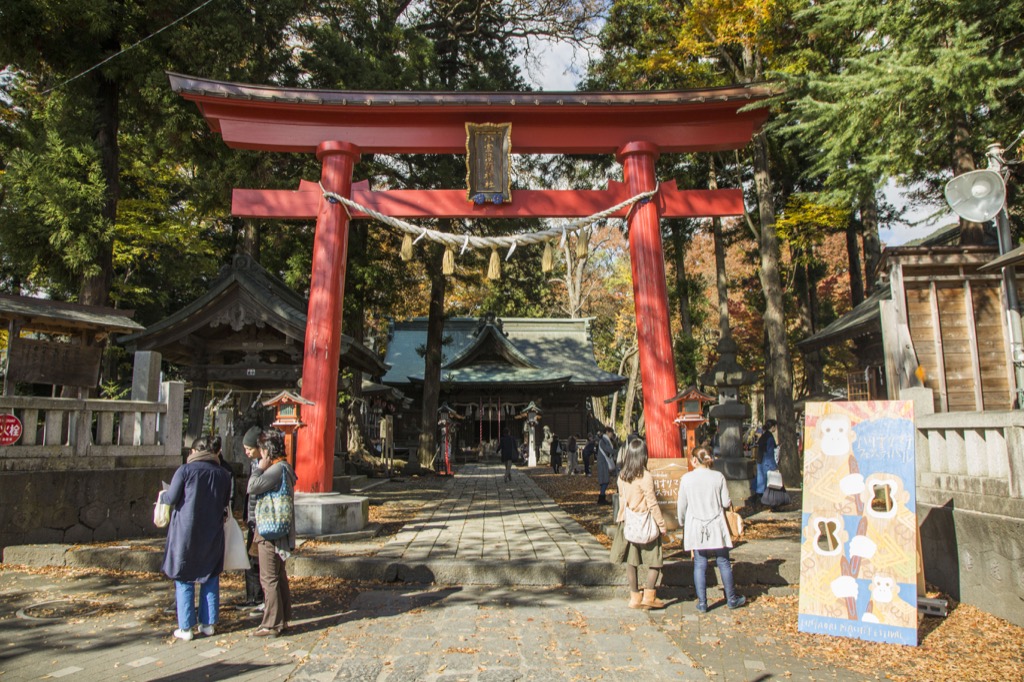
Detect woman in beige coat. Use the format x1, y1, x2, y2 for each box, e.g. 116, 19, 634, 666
615, 438, 669, 609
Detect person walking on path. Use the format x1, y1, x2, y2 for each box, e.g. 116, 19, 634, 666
549, 432, 563, 474
566, 434, 578, 475
753, 420, 779, 501
581, 433, 596, 476
161, 435, 233, 641
240, 426, 265, 610
248, 429, 297, 638
676, 446, 746, 613
499, 428, 518, 482
596, 427, 617, 505
615, 438, 669, 609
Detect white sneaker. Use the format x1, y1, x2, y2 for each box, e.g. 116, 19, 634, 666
199, 624, 215, 636
173, 628, 194, 641
253, 603, 265, 612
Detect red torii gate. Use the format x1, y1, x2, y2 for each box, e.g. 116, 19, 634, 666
170, 74, 770, 493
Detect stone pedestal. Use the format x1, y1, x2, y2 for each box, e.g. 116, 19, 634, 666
294, 492, 368, 536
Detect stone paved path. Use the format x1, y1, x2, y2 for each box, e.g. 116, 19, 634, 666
0, 462, 874, 681
375, 464, 608, 564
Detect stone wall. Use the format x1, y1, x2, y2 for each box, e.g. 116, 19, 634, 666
904, 387, 1024, 627
0, 467, 178, 553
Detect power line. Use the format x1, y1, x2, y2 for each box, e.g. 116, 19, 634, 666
41, 0, 219, 95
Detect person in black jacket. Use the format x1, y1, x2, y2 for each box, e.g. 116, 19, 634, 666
499, 428, 518, 482
239, 426, 264, 610
549, 432, 563, 474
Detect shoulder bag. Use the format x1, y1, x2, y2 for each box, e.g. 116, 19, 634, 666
724, 506, 744, 542
255, 466, 294, 540
623, 501, 660, 544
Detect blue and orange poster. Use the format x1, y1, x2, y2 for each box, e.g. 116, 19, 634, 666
798, 401, 918, 646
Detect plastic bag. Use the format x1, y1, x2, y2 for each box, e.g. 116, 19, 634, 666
153, 484, 171, 528
223, 516, 250, 571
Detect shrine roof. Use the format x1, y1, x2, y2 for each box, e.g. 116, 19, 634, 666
382, 316, 626, 396
120, 255, 386, 377
797, 287, 890, 352
0, 294, 144, 336
168, 73, 772, 154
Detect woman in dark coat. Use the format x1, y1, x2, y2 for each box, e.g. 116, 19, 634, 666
162, 436, 233, 641
549, 432, 562, 474
499, 428, 518, 482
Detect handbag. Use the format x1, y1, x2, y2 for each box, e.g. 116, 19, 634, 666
623, 503, 660, 544
725, 506, 744, 541
766, 469, 784, 490
153, 488, 171, 528
223, 516, 250, 570
255, 466, 294, 540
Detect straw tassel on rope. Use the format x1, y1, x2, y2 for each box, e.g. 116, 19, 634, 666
400, 234, 414, 261
576, 229, 589, 259
542, 241, 554, 272
487, 248, 501, 280
442, 246, 455, 275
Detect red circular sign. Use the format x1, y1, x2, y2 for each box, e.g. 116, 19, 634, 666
0, 414, 23, 446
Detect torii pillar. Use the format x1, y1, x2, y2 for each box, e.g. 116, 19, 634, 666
298, 141, 360, 493
618, 142, 682, 458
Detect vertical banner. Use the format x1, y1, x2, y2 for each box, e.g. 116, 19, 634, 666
798, 401, 918, 646
647, 458, 688, 530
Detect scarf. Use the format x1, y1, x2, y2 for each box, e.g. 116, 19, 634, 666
187, 449, 219, 464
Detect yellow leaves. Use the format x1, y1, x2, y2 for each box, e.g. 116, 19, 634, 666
667, 0, 794, 76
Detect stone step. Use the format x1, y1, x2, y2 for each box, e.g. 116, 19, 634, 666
332, 474, 368, 493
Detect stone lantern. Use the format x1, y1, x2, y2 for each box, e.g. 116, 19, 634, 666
519, 401, 542, 467
699, 336, 760, 505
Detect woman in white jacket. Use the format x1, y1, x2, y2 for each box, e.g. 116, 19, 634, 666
676, 446, 746, 613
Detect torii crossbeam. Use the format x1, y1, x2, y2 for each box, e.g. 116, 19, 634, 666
170, 73, 771, 493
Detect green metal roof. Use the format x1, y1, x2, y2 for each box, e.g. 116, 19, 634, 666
383, 316, 627, 396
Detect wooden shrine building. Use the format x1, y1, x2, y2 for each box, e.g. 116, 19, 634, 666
381, 314, 626, 450
120, 255, 386, 439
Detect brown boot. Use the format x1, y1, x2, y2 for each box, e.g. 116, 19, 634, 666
628, 591, 643, 609
640, 588, 668, 610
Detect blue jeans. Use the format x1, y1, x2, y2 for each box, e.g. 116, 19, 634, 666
693, 548, 738, 607
175, 576, 219, 631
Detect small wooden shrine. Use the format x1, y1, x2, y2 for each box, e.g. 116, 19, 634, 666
1, 295, 144, 395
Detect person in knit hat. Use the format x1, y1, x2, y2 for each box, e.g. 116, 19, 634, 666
239, 426, 264, 609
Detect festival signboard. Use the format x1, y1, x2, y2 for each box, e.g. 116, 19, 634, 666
647, 457, 688, 530
798, 401, 918, 646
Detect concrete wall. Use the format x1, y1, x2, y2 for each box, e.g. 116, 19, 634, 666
904, 387, 1024, 627
0, 467, 178, 553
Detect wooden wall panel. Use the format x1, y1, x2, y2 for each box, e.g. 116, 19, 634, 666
936, 286, 977, 411
972, 284, 1011, 409
905, 287, 942, 411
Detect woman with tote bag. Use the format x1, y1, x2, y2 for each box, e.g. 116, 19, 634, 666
614, 438, 669, 610
676, 446, 746, 613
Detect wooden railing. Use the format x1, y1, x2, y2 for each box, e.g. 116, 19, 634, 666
0, 381, 183, 471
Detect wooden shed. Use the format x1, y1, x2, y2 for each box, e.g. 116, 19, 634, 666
884, 246, 1018, 411
800, 242, 1022, 411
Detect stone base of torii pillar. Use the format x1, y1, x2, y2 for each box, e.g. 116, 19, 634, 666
294, 493, 368, 537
